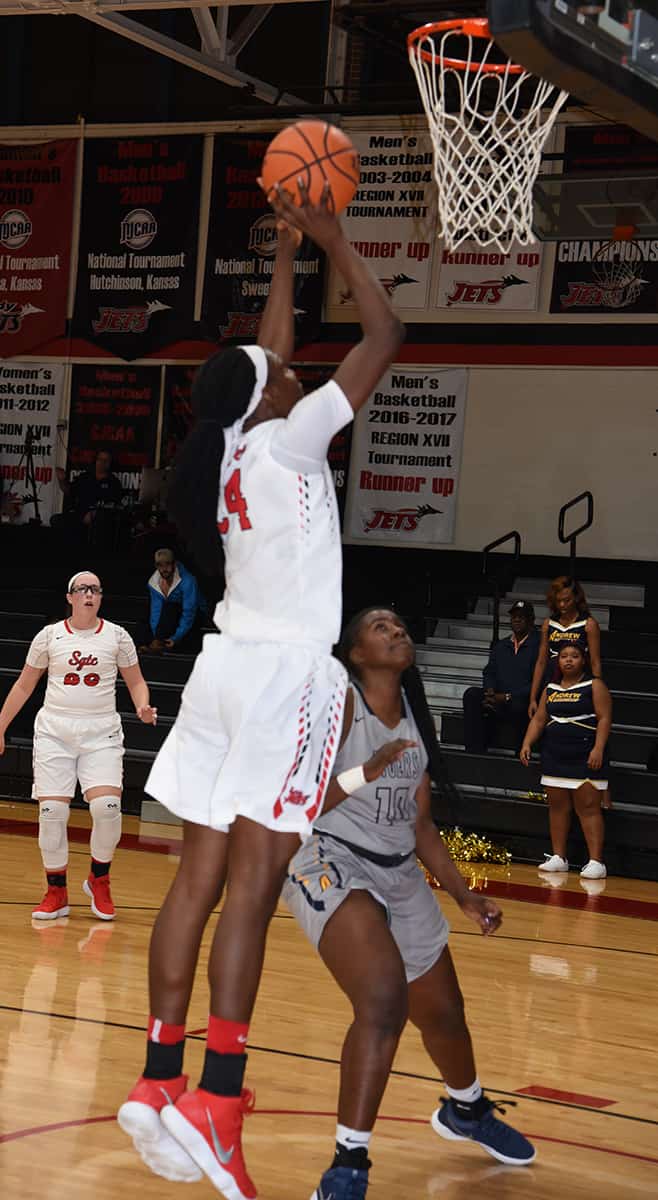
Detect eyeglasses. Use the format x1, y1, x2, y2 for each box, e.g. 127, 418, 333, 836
71, 585, 103, 595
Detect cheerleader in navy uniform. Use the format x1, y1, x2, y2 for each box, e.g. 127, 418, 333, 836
528, 577, 601, 718
520, 642, 612, 879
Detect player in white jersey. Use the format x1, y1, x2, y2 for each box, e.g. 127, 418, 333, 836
0, 570, 157, 921
117, 185, 404, 1198
284, 609, 535, 1200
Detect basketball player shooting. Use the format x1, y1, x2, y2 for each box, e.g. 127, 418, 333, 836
118, 179, 405, 1200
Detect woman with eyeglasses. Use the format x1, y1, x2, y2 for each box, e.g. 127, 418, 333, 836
0, 570, 157, 920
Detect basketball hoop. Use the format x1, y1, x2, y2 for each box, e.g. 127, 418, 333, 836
408, 18, 569, 252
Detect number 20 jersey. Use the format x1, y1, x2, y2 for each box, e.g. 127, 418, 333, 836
314, 683, 428, 856
213, 381, 350, 652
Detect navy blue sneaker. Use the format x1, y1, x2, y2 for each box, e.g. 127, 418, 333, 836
431, 1096, 536, 1165
310, 1165, 369, 1199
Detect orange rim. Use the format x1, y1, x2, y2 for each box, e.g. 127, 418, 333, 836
407, 18, 525, 75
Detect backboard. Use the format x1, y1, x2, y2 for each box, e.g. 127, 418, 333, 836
488, 0, 658, 141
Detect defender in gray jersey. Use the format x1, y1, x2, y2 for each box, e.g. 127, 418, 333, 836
284, 608, 536, 1200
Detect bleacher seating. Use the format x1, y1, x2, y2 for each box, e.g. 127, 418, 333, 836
1, 558, 657, 880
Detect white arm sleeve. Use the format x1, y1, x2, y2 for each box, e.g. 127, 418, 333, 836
25, 626, 50, 669
271, 380, 353, 474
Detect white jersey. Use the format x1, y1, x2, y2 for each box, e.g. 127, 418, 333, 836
26, 618, 138, 716
213, 379, 353, 651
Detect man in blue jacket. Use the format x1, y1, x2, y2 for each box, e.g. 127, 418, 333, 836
137, 548, 205, 654
463, 601, 540, 754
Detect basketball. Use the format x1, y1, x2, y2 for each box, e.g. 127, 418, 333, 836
261, 120, 360, 214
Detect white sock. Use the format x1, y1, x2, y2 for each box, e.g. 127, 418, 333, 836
446, 1078, 482, 1105
336, 1124, 372, 1152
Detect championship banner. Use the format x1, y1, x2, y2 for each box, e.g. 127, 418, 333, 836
74, 136, 203, 359
344, 366, 467, 546
68, 364, 160, 503
0, 362, 62, 524
161, 364, 195, 467
551, 124, 658, 313
0, 140, 76, 357
326, 127, 437, 313
436, 240, 543, 310
202, 134, 324, 344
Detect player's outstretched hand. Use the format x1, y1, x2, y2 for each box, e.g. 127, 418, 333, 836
266, 179, 344, 251
460, 892, 503, 936
137, 705, 158, 725
364, 738, 417, 783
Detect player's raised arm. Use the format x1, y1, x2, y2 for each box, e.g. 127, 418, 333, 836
256, 218, 301, 362
270, 181, 405, 413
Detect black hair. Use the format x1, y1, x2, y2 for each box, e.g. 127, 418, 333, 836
167, 348, 257, 576
337, 606, 462, 821
555, 639, 590, 671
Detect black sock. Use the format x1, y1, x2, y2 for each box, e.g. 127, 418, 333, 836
332, 1145, 371, 1171
199, 1049, 247, 1097
91, 859, 110, 878
451, 1094, 489, 1120
46, 871, 67, 888
143, 1040, 186, 1080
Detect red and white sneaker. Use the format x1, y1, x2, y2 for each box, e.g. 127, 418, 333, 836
161, 1086, 257, 1200
32, 885, 69, 920
83, 874, 115, 920
118, 1074, 202, 1183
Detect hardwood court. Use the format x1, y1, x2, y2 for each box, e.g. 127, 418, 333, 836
1, 799, 657, 1199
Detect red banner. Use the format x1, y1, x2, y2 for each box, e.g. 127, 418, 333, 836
0, 139, 77, 358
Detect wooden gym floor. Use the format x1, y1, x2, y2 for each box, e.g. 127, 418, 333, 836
1, 799, 657, 1198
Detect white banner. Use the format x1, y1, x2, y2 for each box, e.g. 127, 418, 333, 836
0, 362, 62, 524
435, 240, 544, 310
344, 366, 467, 546
326, 126, 437, 312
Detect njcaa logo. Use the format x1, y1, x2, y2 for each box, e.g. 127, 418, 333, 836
248, 214, 278, 258
363, 503, 441, 533
447, 274, 528, 306
92, 299, 170, 334
0, 302, 44, 334
120, 208, 157, 250
0, 209, 32, 250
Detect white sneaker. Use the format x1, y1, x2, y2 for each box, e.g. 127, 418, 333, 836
538, 854, 569, 872
580, 860, 607, 879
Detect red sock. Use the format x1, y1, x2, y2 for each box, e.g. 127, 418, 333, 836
147, 1016, 186, 1045
207, 1015, 250, 1055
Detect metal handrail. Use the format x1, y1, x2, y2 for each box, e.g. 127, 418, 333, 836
482, 530, 522, 645
558, 491, 594, 578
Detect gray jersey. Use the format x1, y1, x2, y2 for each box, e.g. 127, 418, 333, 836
314, 683, 428, 856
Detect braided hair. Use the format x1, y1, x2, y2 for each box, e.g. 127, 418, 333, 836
167, 348, 258, 576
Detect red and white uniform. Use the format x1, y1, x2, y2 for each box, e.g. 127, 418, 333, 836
146, 379, 352, 835
26, 618, 138, 797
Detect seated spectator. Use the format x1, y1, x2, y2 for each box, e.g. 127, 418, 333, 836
136, 548, 205, 654
463, 601, 540, 754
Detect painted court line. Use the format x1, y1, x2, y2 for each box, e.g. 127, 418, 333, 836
2, 1110, 657, 1166
517, 1086, 616, 1109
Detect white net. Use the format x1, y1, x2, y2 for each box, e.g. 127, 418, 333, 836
408, 22, 568, 252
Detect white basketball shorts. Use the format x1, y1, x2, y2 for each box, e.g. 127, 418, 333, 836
145, 634, 347, 835
32, 708, 124, 798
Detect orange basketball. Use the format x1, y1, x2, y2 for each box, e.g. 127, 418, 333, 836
261, 121, 360, 215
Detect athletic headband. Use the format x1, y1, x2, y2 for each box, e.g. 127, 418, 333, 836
67, 570, 98, 592
239, 344, 268, 420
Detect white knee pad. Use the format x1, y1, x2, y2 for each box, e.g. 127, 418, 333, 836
38, 800, 70, 870
89, 795, 122, 863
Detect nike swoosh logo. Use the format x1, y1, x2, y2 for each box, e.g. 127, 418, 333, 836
207, 1109, 234, 1165
354, 716, 365, 724
237, 1034, 248, 1043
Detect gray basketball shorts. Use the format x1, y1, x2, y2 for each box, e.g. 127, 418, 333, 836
282, 832, 450, 983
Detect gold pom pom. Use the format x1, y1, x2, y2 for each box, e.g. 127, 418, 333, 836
420, 827, 511, 889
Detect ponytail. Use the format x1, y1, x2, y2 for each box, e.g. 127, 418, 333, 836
167, 348, 257, 576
